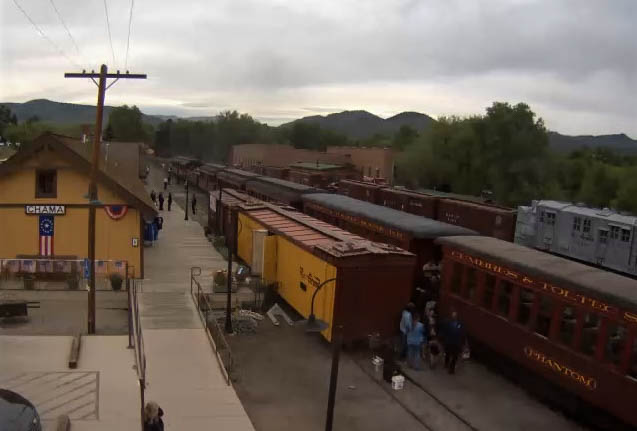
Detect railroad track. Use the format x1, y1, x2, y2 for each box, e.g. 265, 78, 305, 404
353, 356, 479, 431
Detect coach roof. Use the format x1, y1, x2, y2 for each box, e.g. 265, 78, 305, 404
302, 193, 477, 239
436, 236, 637, 309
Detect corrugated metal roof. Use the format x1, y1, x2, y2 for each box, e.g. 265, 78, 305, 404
436, 236, 637, 309
302, 193, 477, 239
243, 207, 412, 258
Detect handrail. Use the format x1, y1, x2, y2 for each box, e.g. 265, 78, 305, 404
128, 279, 146, 430
190, 268, 233, 385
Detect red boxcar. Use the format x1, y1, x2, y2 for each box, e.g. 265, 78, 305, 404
337, 179, 385, 204
436, 198, 517, 241
378, 188, 438, 218
436, 236, 637, 430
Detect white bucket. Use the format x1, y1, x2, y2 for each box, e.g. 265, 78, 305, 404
391, 375, 404, 390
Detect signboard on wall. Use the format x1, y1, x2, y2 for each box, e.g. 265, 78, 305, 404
25, 205, 66, 215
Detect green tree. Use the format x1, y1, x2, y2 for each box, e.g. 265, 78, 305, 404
613, 167, 637, 213
576, 163, 619, 208
392, 125, 418, 151
107, 105, 148, 142
0, 105, 18, 140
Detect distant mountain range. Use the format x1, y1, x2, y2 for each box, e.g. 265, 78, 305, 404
2, 99, 636, 154
281, 110, 435, 139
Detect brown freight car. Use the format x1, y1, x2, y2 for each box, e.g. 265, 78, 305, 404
216, 168, 262, 191
235, 202, 416, 343
436, 236, 637, 430
436, 198, 517, 241
378, 187, 438, 218
301, 193, 476, 283
337, 179, 385, 204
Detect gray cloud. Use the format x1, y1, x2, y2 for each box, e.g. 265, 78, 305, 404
1, 0, 635, 136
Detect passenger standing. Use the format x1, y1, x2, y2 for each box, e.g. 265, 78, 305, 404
163, 177, 168, 190
399, 302, 415, 360
150, 190, 157, 208
167, 167, 172, 184
143, 401, 165, 431
426, 308, 442, 369
158, 193, 164, 211
406, 313, 426, 370
167, 192, 172, 212
442, 311, 466, 375
191, 194, 197, 215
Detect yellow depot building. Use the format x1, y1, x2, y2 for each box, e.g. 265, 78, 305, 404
0, 133, 156, 278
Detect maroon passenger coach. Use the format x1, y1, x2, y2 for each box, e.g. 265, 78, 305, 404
437, 236, 637, 430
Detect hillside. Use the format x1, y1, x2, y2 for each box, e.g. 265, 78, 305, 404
1, 99, 169, 128
548, 132, 637, 154
281, 110, 435, 139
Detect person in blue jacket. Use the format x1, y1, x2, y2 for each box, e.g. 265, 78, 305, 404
442, 311, 466, 374
406, 313, 427, 370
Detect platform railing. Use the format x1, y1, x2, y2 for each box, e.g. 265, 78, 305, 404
190, 266, 233, 385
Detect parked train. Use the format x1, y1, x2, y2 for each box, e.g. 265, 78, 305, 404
337, 179, 517, 241
438, 235, 637, 430
169, 157, 637, 428
515, 200, 637, 277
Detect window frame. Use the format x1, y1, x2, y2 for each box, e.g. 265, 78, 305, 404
35, 169, 57, 199
572, 216, 582, 232
583, 218, 591, 234
621, 228, 631, 243
610, 225, 620, 240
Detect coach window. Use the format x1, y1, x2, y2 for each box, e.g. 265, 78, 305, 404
36, 169, 57, 198
534, 295, 554, 337
497, 281, 513, 318
580, 313, 600, 356
583, 219, 591, 234
610, 226, 620, 240
462, 268, 477, 301
604, 323, 627, 366
482, 274, 496, 310
517, 288, 535, 327
450, 262, 463, 295
559, 307, 576, 346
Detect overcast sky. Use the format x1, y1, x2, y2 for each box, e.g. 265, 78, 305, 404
1, 0, 635, 136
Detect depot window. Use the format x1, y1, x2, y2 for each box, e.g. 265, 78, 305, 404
599, 229, 609, 244
35, 169, 57, 198
572, 217, 582, 232
545, 212, 556, 226
621, 229, 631, 242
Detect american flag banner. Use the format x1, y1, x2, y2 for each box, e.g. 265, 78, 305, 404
39, 215, 54, 256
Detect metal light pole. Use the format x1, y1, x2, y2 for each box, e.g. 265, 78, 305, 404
299, 277, 340, 431
184, 181, 189, 221
224, 204, 234, 334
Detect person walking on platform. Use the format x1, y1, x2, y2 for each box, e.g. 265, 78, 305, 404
150, 190, 157, 208
191, 194, 197, 215
399, 302, 415, 360
163, 177, 168, 190
158, 193, 165, 211
144, 401, 164, 431
406, 313, 426, 370
167, 192, 172, 211
442, 311, 466, 374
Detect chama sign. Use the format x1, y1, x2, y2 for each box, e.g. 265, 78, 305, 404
25, 205, 66, 215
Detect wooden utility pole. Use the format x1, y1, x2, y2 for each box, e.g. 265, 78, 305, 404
65, 65, 146, 334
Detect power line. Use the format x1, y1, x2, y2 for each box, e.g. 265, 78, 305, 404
12, 0, 79, 68
125, 0, 135, 70
48, 0, 85, 64
103, 0, 116, 66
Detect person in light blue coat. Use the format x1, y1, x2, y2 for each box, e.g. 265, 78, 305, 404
406, 313, 427, 370
399, 302, 415, 360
